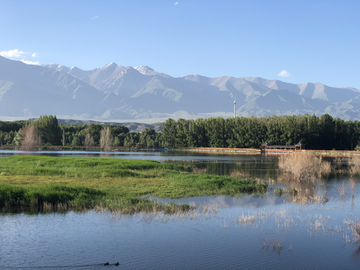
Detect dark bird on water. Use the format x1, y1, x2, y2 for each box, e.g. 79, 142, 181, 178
103, 262, 109, 265
115, 262, 120, 266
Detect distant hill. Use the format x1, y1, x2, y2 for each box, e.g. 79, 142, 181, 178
1, 55, 359, 122
57, 119, 163, 132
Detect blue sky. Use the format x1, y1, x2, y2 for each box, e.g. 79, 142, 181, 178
0, 0, 359, 89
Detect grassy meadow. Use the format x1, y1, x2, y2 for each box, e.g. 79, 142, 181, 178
0, 156, 267, 213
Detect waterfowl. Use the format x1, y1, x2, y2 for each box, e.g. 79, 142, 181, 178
103, 262, 109, 265
115, 262, 120, 266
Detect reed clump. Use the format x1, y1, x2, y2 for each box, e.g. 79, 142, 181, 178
261, 237, 283, 250
349, 156, 360, 176
238, 213, 255, 225
344, 220, 360, 242
278, 153, 331, 180
336, 182, 347, 197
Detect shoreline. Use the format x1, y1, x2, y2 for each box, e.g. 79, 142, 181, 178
2, 145, 360, 157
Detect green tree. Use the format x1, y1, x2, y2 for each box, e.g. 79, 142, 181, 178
12, 129, 23, 146
140, 128, 156, 147
71, 136, 80, 146
162, 118, 176, 147
35, 115, 61, 145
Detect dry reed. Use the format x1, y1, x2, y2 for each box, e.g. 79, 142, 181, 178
238, 213, 255, 225
349, 156, 360, 175
278, 153, 331, 180
336, 182, 347, 197
344, 220, 360, 242
261, 237, 283, 250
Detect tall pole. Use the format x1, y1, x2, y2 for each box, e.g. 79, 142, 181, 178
234, 100, 236, 118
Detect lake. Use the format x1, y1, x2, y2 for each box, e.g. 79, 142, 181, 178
0, 150, 359, 269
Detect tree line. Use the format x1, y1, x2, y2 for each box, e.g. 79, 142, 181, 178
0, 115, 162, 148
0, 114, 359, 150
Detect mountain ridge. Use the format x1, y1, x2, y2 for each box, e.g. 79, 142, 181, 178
0, 56, 358, 122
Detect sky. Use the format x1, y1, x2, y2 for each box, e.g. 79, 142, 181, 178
0, 0, 359, 89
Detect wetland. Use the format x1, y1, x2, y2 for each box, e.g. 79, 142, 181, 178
1, 150, 360, 269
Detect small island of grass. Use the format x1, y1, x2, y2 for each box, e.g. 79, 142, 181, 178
0, 156, 267, 213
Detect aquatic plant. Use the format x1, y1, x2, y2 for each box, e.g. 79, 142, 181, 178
274, 188, 283, 196
261, 237, 283, 250
349, 156, 360, 176
344, 220, 360, 242
0, 183, 195, 214
278, 153, 331, 180
238, 213, 255, 225
336, 182, 347, 197
287, 188, 298, 195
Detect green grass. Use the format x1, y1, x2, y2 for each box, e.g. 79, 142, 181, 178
0, 183, 190, 214
0, 156, 267, 213
0, 156, 189, 178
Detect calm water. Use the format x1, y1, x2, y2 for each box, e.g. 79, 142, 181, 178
1, 150, 360, 269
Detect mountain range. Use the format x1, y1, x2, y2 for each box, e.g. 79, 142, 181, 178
1, 55, 360, 123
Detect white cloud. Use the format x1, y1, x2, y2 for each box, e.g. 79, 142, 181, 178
0, 49, 28, 58
175, 2, 178, 5
91, 15, 99, 20
278, 70, 291, 77
0, 49, 38, 60
21, 59, 40, 65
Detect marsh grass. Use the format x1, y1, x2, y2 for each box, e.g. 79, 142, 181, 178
344, 220, 360, 242
278, 153, 331, 180
0, 183, 195, 214
336, 182, 347, 198
0, 156, 267, 213
349, 156, 360, 176
0, 156, 190, 178
0, 184, 101, 209
261, 237, 283, 250
238, 212, 255, 225
274, 188, 283, 196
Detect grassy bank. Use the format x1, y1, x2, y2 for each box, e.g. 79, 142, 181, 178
0, 156, 267, 213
